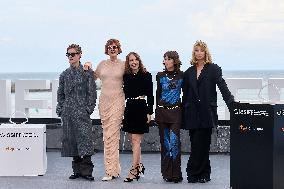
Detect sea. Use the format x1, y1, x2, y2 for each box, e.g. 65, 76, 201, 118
1, 70, 284, 120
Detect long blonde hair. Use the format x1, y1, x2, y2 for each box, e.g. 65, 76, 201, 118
190, 40, 212, 65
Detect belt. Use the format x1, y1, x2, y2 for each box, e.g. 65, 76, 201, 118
126, 96, 145, 100
157, 105, 180, 109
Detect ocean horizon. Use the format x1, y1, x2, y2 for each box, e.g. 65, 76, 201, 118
1, 70, 284, 120
0, 70, 284, 80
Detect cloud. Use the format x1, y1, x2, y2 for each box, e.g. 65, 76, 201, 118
0, 0, 283, 72
0, 37, 13, 43
186, 0, 284, 40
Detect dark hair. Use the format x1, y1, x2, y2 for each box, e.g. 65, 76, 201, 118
125, 52, 147, 74
67, 44, 82, 54
163, 51, 182, 72
104, 38, 122, 55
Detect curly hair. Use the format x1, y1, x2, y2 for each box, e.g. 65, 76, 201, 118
104, 38, 122, 55
190, 40, 212, 65
67, 44, 82, 54
125, 52, 147, 74
163, 51, 182, 72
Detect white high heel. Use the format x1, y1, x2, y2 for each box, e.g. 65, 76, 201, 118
101, 174, 119, 181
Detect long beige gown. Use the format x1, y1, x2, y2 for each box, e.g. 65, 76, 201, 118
95, 59, 125, 177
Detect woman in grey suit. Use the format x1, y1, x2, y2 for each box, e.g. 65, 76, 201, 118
56, 44, 97, 181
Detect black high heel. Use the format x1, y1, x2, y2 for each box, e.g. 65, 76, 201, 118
123, 166, 140, 182
137, 163, 145, 176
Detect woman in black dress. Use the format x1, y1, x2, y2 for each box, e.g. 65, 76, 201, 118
122, 52, 154, 182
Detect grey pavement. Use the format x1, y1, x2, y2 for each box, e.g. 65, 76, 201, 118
0, 151, 230, 189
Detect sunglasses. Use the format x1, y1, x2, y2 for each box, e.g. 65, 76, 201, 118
107, 45, 118, 50
66, 52, 79, 57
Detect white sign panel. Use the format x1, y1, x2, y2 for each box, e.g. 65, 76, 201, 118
0, 80, 11, 117
0, 124, 47, 176
15, 80, 50, 117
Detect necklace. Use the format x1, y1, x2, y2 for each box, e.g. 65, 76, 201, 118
165, 72, 176, 81
132, 69, 139, 75
165, 71, 178, 89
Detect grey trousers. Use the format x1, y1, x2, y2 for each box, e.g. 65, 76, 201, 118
72, 155, 94, 176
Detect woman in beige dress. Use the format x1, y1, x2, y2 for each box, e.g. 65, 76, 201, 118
86, 39, 125, 181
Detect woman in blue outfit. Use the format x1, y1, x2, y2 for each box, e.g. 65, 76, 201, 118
155, 51, 183, 183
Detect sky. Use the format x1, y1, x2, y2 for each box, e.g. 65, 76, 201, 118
1, 0, 284, 72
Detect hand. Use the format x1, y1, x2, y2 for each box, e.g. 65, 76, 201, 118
83, 62, 92, 70
147, 114, 151, 124
94, 72, 99, 79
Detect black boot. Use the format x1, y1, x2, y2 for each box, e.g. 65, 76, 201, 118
198, 177, 211, 183
69, 173, 81, 179
173, 177, 183, 183
187, 176, 199, 183
80, 155, 94, 181
81, 175, 94, 181
71, 156, 82, 179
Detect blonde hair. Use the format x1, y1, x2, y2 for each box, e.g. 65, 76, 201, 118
190, 40, 212, 65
